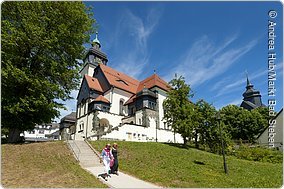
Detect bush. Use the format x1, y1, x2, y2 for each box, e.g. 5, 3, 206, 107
228, 145, 282, 163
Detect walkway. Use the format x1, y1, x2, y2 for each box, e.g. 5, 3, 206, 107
67, 140, 161, 188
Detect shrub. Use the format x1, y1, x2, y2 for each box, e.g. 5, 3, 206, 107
229, 144, 282, 163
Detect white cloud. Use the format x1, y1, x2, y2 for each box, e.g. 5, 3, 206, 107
213, 62, 283, 97
165, 35, 257, 87
112, 7, 163, 79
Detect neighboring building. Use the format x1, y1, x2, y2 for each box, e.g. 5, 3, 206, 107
240, 75, 265, 110
74, 33, 183, 143
59, 112, 76, 140
24, 123, 59, 142
257, 109, 283, 151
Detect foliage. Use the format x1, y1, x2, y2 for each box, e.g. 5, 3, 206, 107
220, 105, 267, 142
163, 75, 196, 144
2, 141, 107, 188
1, 2, 95, 142
228, 144, 282, 163
90, 140, 282, 188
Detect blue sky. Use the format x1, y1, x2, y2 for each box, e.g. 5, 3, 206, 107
55, 1, 283, 122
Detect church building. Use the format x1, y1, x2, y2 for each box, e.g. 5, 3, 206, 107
74, 33, 183, 143
240, 75, 265, 110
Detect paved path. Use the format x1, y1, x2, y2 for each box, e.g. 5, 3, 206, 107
67, 140, 161, 188
85, 166, 160, 188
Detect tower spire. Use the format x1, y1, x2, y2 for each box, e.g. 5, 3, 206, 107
245, 70, 252, 87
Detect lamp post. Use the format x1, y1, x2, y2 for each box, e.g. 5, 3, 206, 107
216, 112, 228, 174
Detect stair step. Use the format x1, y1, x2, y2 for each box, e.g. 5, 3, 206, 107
68, 140, 102, 168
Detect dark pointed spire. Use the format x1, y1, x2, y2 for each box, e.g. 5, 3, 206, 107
245, 71, 253, 89
240, 70, 264, 110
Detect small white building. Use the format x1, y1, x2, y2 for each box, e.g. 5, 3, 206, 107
24, 123, 60, 142
74, 34, 183, 143
257, 109, 283, 151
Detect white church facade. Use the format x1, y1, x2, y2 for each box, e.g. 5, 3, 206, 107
74, 33, 183, 143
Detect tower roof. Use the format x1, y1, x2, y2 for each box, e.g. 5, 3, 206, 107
92, 32, 101, 48
241, 72, 264, 110
246, 72, 253, 89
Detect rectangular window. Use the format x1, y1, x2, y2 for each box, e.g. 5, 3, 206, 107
84, 103, 87, 115
79, 104, 81, 117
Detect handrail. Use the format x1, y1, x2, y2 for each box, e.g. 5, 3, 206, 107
84, 139, 101, 159
67, 134, 81, 161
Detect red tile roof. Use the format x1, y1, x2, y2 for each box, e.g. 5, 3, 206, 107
137, 74, 170, 93
99, 64, 140, 94
84, 64, 170, 103
94, 95, 110, 104
85, 75, 103, 93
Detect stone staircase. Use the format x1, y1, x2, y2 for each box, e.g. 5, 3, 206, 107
67, 140, 101, 167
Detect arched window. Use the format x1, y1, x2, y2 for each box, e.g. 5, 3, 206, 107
119, 99, 125, 115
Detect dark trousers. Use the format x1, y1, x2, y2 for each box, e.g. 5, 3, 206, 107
111, 159, 118, 173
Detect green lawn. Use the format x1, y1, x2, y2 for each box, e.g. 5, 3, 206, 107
1, 141, 107, 188
90, 141, 283, 188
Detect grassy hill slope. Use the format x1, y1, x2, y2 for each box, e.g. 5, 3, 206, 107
90, 141, 282, 188
1, 141, 106, 188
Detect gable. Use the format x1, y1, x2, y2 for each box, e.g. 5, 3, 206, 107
99, 64, 139, 94
93, 66, 112, 92
77, 78, 90, 104
85, 75, 103, 92
137, 74, 170, 93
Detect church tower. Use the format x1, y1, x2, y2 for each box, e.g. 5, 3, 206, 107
240, 74, 264, 110
79, 32, 108, 77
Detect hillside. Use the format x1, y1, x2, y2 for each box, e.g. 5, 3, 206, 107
1, 141, 106, 188
90, 141, 282, 188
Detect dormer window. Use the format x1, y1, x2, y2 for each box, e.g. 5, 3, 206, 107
116, 79, 129, 86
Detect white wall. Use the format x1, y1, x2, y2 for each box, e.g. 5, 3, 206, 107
109, 87, 133, 115
135, 110, 143, 125
24, 126, 59, 139
97, 111, 124, 128
104, 89, 111, 103
80, 64, 96, 78
99, 123, 183, 143
75, 110, 124, 140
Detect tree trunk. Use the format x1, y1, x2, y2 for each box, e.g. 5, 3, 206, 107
8, 127, 21, 143
183, 136, 187, 147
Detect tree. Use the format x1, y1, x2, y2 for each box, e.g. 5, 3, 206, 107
1, 2, 95, 143
220, 105, 267, 143
163, 75, 196, 145
194, 100, 216, 149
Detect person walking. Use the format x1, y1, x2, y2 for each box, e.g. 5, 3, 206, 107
110, 143, 119, 175
99, 143, 113, 181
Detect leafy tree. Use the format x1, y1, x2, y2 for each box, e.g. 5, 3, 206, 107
220, 105, 267, 143
1, 2, 95, 143
194, 100, 216, 148
163, 75, 196, 145
194, 100, 231, 153
253, 107, 270, 133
